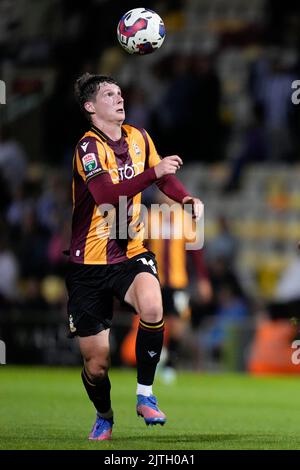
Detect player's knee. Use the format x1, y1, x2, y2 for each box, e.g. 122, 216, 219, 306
140, 302, 163, 324
85, 361, 109, 382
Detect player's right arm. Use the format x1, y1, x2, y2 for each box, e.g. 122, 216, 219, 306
76, 137, 181, 206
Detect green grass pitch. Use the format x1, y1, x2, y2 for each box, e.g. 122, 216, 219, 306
1, 366, 300, 450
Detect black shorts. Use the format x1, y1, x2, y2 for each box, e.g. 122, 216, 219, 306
65, 251, 159, 337
161, 287, 189, 318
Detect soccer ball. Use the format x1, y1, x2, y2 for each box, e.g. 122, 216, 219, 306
117, 8, 165, 55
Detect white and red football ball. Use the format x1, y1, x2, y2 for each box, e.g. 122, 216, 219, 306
117, 8, 166, 55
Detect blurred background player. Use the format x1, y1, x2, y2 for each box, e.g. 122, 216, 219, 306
121, 191, 211, 381
147, 192, 212, 381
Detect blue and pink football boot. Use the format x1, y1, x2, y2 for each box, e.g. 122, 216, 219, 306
88, 414, 113, 441
136, 394, 167, 426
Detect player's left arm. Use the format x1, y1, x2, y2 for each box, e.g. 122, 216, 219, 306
158, 181, 203, 221
145, 130, 203, 220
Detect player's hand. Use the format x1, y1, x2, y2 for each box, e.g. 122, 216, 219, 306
182, 196, 204, 220
154, 155, 183, 178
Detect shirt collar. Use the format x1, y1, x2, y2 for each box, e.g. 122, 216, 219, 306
90, 125, 127, 143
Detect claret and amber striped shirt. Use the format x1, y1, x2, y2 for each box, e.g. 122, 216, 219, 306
70, 124, 161, 265
148, 207, 208, 289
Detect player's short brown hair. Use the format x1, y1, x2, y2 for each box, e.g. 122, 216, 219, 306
74, 73, 118, 120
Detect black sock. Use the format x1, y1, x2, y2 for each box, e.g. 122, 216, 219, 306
81, 368, 112, 415
166, 337, 180, 369
136, 318, 164, 385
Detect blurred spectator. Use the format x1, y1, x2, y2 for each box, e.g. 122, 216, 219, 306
0, 233, 19, 303
191, 254, 248, 344
223, 103, 268, 191
250, 50, 297, 161
6, 181, 37, 230
47, 219, 71, 276
15, 205, 50, 279
264, 0, 300, 46
36, 172, 70, 232
152, 52, 222, 162
208, 255, 246, 302
41, 275, 66, 309
151, 54, 194, 158
19, 278, 49, 313
125, 86, 150, 129
0, 125, 27, 196
274, 256, 300, 303
0, 172, 11, 215
187, 53, 222, 162
198, 283, 249, 361
206, 215, 239, 265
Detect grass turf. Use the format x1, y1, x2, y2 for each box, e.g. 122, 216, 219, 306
1, 366, 300, 450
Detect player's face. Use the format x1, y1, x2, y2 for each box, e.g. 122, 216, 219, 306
94, 83, 125, 123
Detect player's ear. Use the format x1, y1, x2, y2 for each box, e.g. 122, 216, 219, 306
84, 101, 96, 114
